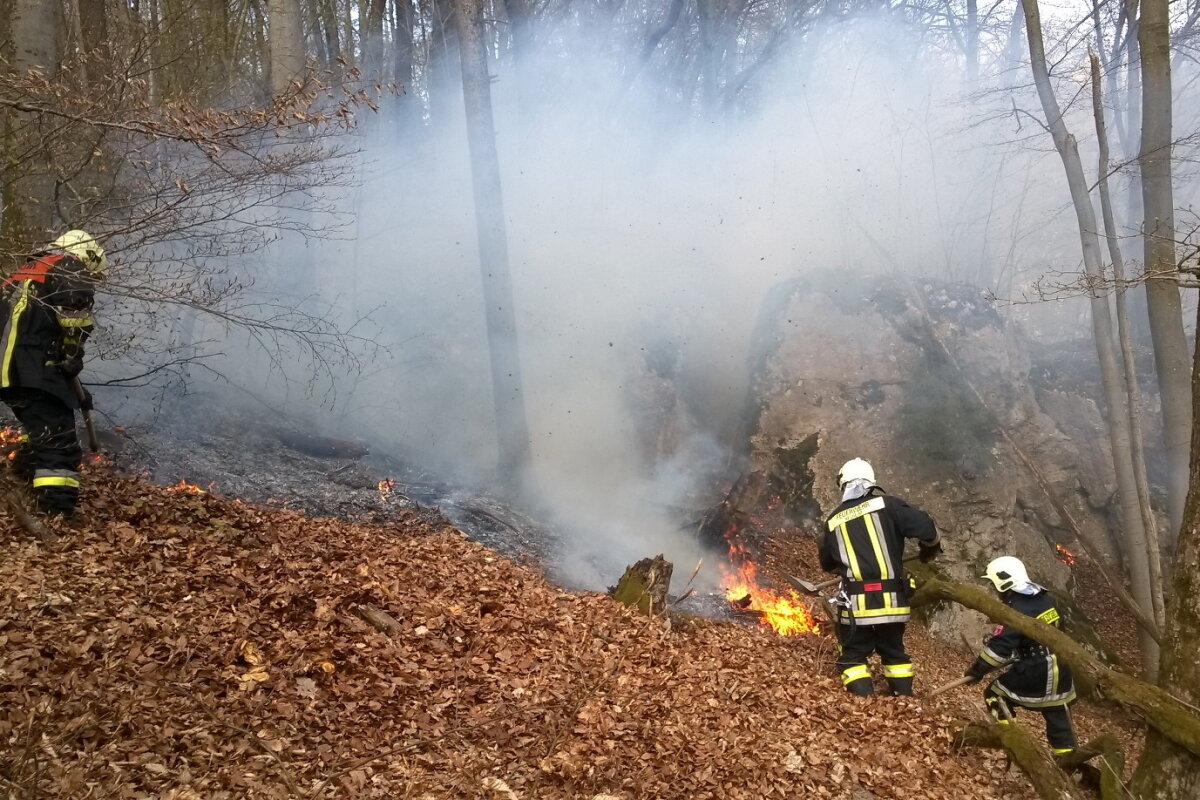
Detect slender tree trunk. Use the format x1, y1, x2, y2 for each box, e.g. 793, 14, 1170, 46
1092, 50, 1167, 631
1138, 0, 1191, 545
1021, 0, 1159, 675
6, 0, 60, 241
965, 0, 979, 87
305, 0, 330, 69
393, 0, 414, 90
1129, 307, 1200, 799
427, 0, 458, 121
362, 0, 386, 81
320, 0, 342, 79
268, 0, 305, 95
453, 0, 532, 491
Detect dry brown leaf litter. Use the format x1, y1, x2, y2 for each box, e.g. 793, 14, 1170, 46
1, 468, 1042, 799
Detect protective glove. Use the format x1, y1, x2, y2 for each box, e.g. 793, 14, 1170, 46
963, 657, 990, 683
919, 541, 944, 563
78, 387, 93, 412
59, 355, 83, 378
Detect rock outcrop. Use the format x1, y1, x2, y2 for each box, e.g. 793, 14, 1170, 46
736, 272, 1119, 644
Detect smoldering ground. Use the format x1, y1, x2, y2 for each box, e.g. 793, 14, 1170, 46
90, 15, 1184, 593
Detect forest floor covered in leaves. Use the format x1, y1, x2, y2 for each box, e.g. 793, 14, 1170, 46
0, 463, 1067, 800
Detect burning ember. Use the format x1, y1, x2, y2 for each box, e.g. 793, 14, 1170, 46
720, 541, 819, 636
1055, 544, 1076, 566
1, 426, 24, 459
377, 477, 395, 504
167, 479, 207, 495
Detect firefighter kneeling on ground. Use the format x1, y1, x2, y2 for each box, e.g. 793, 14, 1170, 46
963, 555, 1077, 755
0, 230, 104, 519
819, 457, 942, 697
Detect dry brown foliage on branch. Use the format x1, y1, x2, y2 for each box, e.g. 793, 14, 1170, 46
0, 467, 1035, 799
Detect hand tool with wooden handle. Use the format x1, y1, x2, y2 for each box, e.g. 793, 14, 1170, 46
927, 675, 976, 697
68, 376, 99, 453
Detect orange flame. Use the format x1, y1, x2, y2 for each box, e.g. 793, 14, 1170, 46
1055, 544, 1076, 566
168, 479, 206, 494
377, 477, 395, 503
1, 426, 23, 460
720, 532, 818, 636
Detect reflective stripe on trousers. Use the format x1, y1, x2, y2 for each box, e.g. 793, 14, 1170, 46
33, 469, 80, 488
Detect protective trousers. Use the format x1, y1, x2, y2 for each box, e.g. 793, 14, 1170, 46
835, 621, 914, 697
985, 688, 1077, 753
1, 387, 81, 516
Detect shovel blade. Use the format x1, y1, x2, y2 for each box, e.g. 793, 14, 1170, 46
787, 574, 838, 594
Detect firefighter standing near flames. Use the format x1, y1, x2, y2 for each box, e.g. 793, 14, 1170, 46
0, 230, 104, 518
962, 555, 1077, 755
819, 458, 942, 697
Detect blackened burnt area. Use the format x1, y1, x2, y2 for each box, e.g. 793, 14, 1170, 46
65, 404, 554, 564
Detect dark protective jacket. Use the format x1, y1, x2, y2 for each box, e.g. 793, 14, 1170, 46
0, 252, 95, 408
819, 486, 940, 626
967, 588, 1076, 708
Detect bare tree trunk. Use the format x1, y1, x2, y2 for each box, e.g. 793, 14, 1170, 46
268, 0, 305, 95
5, 0, 60, 243
427, 0, 458, 121
1092, 50, 1166, 631
453, 0, 532, 491
965, 0, 979, 86
78, 0, 109, 73
393, 0, 415, 90
1129, 304, 1200, 798
320, 0, 342, 79
1138, 0, 1191, 545
305, 0, 330, 70
362, 0, 386, 81
1021, 0, 1159, 675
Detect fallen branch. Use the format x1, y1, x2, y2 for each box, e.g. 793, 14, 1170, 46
0, 473, 57, 543
351, 602, 404, 634
914, 578, 1200, 758
954, 721, 1127, 800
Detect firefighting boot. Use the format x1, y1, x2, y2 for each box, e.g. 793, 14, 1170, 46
841, 664, 874, 697
884, 663, 915, 696
32, 481, 78, 520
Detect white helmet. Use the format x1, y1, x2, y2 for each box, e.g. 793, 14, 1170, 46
52, 229, 106, 276
837, 458, 875, 488
983, 556, 1029, 592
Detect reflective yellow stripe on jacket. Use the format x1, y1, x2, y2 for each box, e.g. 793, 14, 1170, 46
0, 282, 31, 388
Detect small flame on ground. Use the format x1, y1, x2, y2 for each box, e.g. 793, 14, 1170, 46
1055, 544, 1076, 566
720, 525, 819, 636
86, 453, 105, 465
168, 479, 206, 494
377, 477, 395, 503
1, 426, 23, 460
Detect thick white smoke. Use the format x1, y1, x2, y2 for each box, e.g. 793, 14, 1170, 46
125, 15, 1193, 590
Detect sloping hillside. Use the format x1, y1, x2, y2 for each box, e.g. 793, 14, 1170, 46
0, 467, 1035, 799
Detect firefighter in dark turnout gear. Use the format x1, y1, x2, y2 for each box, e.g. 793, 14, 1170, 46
964, 555, 1077, 754
0, 230, 104, 517
819, 458, 941, 697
